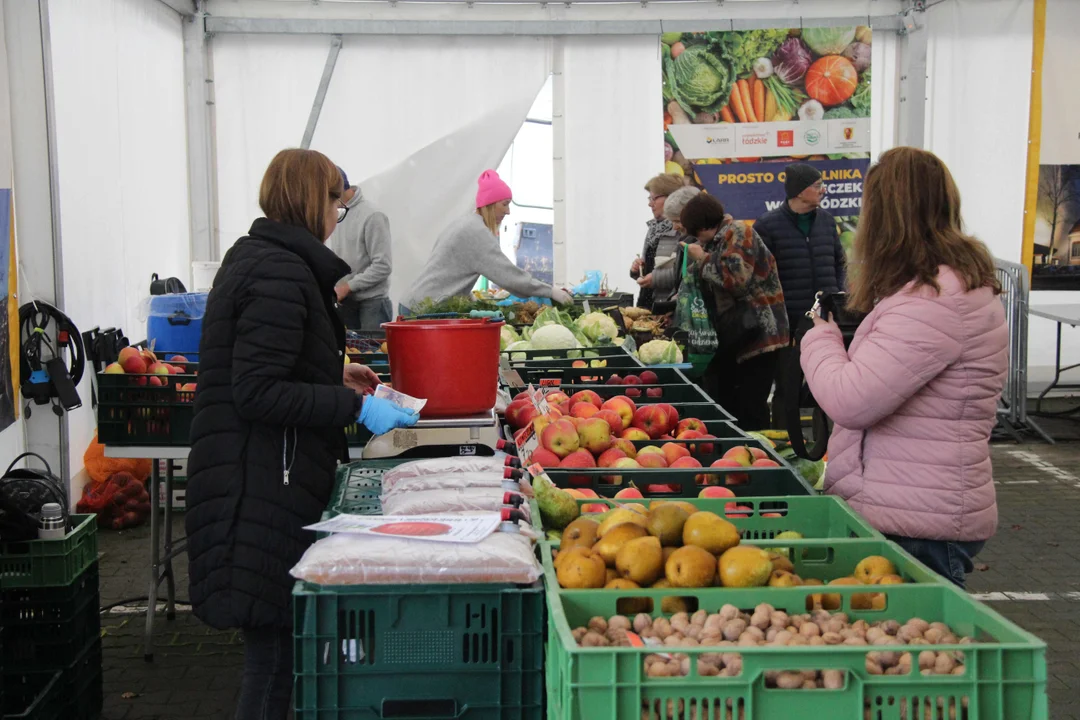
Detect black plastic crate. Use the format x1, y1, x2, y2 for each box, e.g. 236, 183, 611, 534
96, 371, 195, 446
2, 636, 100, 720
62, 638, 102, 720
1, 671, 63, 720
1, 563, 100, 671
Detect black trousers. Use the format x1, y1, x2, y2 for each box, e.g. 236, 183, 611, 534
236, 626, 293, 720
703, 349, 778, 431
769, 344, 795, 430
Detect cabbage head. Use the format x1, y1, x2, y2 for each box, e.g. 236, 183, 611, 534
575, 312, 619, 344
531, 324, 579, 351
664, 45, 734, 115
801, 26, 856, 56
638, 339, 684, 365
500, 325, 520, 351
505, 340, 532, 361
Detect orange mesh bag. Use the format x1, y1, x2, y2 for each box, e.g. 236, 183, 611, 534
77, 471, 151, 530
84, 432, 152, 484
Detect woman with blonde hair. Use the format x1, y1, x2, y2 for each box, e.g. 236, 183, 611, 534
402, 170, 571, 313
630, 173, 685, 309
185, 148, 418, 719
800, 147, 1007, 587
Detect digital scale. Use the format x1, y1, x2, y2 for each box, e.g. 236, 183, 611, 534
361, 409, 509, 460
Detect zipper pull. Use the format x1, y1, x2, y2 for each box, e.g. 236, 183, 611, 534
283, 469, 291, 486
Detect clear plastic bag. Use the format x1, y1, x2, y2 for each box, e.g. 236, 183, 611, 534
290, 530, 542, 585
381, 487, 531, 519
382, 472, 523, 497
382, 458, 515, 490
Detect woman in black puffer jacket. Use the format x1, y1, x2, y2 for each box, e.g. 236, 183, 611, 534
185, 149, 418, 720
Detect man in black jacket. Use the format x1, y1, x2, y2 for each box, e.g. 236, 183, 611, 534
753, 163, 847, 428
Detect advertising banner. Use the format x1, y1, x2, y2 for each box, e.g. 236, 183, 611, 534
1027, 0, 1080, 289
662, 26, 872, 236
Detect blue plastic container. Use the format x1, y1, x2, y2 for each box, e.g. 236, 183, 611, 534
146, 292, 207, 360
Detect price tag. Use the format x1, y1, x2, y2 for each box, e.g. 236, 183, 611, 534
539, 378, 562, 387
583, 300, 591, 315
532, 388, 551, 415
516, 424, 540, 464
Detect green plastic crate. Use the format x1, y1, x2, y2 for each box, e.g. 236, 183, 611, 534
551, 495, 880, 543
328, 460, 409, 515
0, 515, 97, 590
508, 366, 693, 389
544, 573, 1047, 720
293, 581, 545, 719
544, 465, 812, 499
1, 671, 63, 720
1, 562, 100, 671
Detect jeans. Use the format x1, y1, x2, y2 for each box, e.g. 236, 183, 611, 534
338, 296, 393, 331
236, 626, 293, 720
886, 535, 986, 589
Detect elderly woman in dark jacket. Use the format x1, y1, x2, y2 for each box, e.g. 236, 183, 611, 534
185, 148, 418, 720
681, 193, 789, 429
630, 173, 684, 309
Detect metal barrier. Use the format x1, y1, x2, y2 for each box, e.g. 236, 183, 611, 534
995, 259, 1052, 443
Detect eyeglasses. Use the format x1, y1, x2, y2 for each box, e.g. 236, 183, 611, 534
336, 204, 349, 224
649, 195, 668, 203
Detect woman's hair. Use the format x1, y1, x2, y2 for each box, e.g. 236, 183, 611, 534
259, 148, 343, 241
848, 147, 999, 313
663, 186, 701, 222
644, 173, 685, 198
680, 193, 725, 237
477, 205, 502, 236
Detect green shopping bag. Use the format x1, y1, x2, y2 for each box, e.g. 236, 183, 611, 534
674, 251, 718, 377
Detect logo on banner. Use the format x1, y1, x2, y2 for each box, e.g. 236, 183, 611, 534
804, 129, 821, 146
777, 130, 794, 148
843, 126, 854, 141
706, 136, 731, 146
741, 132, 768, 147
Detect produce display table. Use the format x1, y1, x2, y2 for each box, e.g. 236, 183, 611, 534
1030, 304, 1080, 417
104, 444, 367, 660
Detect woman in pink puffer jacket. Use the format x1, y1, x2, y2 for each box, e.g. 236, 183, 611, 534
800, 147, 1007, 588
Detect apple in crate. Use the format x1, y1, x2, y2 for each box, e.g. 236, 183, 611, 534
560, 449, 597, 487
621, 427, 650, 441
625, 387, 642, 398
711, 458, 749, 486
662, 442, 691, 466
119, 347, 147, 374
595, 408, 625, 435
676, 418, 706, 436
753, 459, 780, 468
605, 375, 623, 386
639, 370, 659, 384
699, 486, 736, 499
632, 406, 671, 439
749, 446, 770, 461
530, 448, 562, 468
546, 390, 570, 406
541, 419, 580, 458
597, 447, 627, 468
623, 375, 641, 385
610, 437, 637, 460
637, 453, 668, 469
569, 390, 603, 410
577, 417, 614, 455
646, 387, 663, 398
571, 403, 600, 419
104, 362, 124, 375
602, 396, 636, 429
614, 487, 644, 500
721, 446, 754, 467
660, 404, 680, 426
577, 488, 607, 513
505, 399, 539, 430
608, 457, 641, 485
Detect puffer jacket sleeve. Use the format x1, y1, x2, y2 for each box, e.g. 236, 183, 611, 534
800, 295, 963, 431
231, 274, 359, 427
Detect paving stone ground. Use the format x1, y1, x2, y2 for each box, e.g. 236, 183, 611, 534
95, 431, 1080, 720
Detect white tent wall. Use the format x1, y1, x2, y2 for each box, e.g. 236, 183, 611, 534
47, 0, 190, 488
562, 35, 662, 298
212, 33, 551, 307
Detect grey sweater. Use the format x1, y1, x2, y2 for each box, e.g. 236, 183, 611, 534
329, 188, 392, 301
402, 213, 553, 309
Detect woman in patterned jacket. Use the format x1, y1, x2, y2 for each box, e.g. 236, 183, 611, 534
681, 193, 788, 429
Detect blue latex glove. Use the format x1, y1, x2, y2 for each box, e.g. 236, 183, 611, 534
358, 396, 420, 435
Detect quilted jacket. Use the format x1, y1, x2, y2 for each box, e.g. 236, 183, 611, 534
800, 266, 1007, 541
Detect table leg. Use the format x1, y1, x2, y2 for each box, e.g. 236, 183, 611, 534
163, 459, 176, 621
144, 460, 161, 662
1036, 321, 1064, 414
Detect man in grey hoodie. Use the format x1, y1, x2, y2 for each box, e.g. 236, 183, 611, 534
330, 167, 393, 330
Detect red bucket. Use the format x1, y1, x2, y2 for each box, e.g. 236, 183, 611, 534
383, 318, 504, 418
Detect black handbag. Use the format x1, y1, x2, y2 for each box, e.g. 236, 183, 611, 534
784, 292, 866, 460
0, 452, 69, 541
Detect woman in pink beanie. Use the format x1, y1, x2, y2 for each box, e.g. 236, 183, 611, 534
402, 170, 571, 312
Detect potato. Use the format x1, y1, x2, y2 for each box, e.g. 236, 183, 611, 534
879, 620, 901, 636
842, 637, 867, 646
941, 633, 958, 645
704, 615, 724, 633
775, 671, 804, 689
679, 655, 691, 676
718, 604, 740, 622
653, 618, 673, 639
933, 652, 957, 675
698, 659, 721, 676
865, 627, 886, 643
744, 626, 765, 642
823, 618, 846, 635
572, 627, 588, 643
952, 665, 966, 676
799, 622, 821, 638
633, 613, 652, 633
923, 627, 944, 644
582, 631, 609, 647
663, 634, 683, 647
770, 611, 790, 629
822, 632, 843, 645
808, 635, 825, 646
646, 661, 672, 677
787, 634, 810, 646
898, 652, 913, 675
765, 627, 781, 643
822, 669, 844, 689
802, 679, 819, 689
905, 618, 930, 635
738, 632, 761, 646
686, 625, 703, 641
929, 622, 950, 634
750, 611, 771, 631
680, 637, 700, 647
918, 650, 937, 671
884, 666, 902, 675
772, 630, 794, 646
722, 619, 748, 641
588, 616, 608, 634
608, 615, 631, 632
865, 657, 884, 675
691, 609, 708, 626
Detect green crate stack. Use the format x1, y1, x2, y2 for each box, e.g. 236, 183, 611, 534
0, 516, 102, 720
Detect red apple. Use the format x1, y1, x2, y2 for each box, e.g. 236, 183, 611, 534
513, 391, 532, 402
620, 427, 650, 441
571, 360, 587, 369
541, 419, 580, 458
614, 487, 644, 500
698, 434, 717, 455
725, 503, 754, 519
646, 387, 663, 398
597, 447, 627, 468
601, 397, 636, 430
560, 448, 597, 487
530, 448, 562, 468
752, 458, 780, 468
721, 446, 754, 467
637, 453, 668, 469
610, 437, 638, 459
505, 399, 539, 430
632, 406, 671, 440
595, 409, 625, 435
670, 457, 703, 469
104, 362, 124, 375
676, 418, 706, 436
608, 457, 641, 485
623, 375, 642, 385
571, 403, 600, 419
577, 417, 614, 455
748, 446, 770, 461
639, 370, 659, 384
569, 390, 603, 410
661, 442, 691, 466
605, 375, 623, 385
148, 375, 165, 387
546, 391, 571, 406
167, 355, 189, 363
698, 486, 736, 499
625, 388, 642, 398
120, 353, 148, 375
660, 404, 680, 426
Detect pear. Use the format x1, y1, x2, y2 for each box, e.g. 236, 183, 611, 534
646, 504, 690, 547
682, 512, 740, 555
665, 545, 717, 588
597, 508, 649, 537
561, 517, 600, 551
616, 536, 664, 586
556, 547, 607, 588
593, 523, 648, 567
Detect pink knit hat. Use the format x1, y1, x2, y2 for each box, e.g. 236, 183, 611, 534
475, 170, 512, 209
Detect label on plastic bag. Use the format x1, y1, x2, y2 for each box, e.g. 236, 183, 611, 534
306, 512, 501, 544
374, 385, 427, 413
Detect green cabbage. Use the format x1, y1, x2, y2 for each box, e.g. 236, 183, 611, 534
850, 66, 871, 117
801, 27, 857, 57
499, 325, 520, 351
531, 325, 579, 351
664, 45, 734, 115
823, 106, 858, 120
505, 340, 532, 361
575, 312, 619, 344
532, 306, 592, 347
639, 339, 684, 365
709, 28, 789, 78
